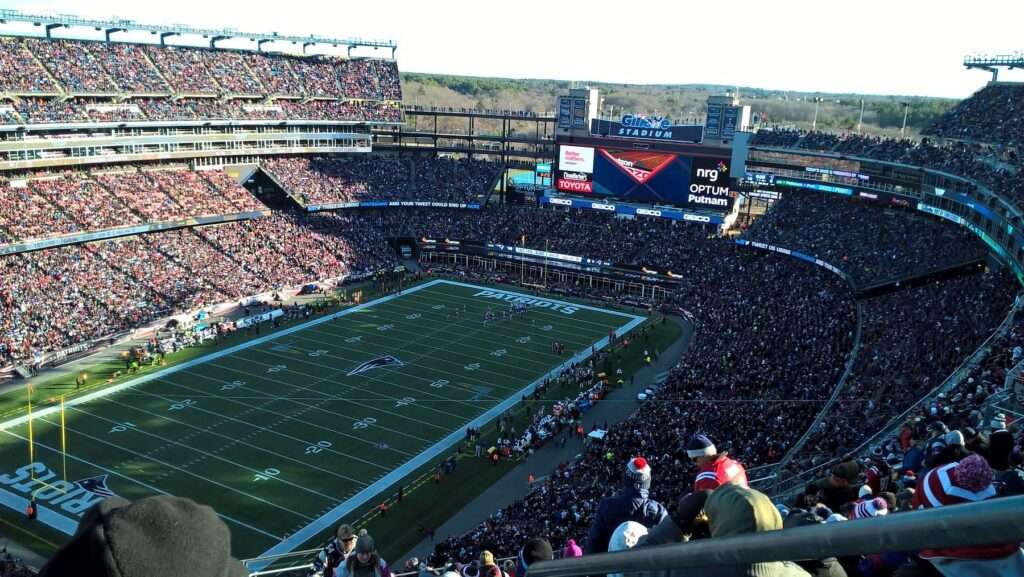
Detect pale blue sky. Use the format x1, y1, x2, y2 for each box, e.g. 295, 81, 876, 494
1, 0, 1021, 98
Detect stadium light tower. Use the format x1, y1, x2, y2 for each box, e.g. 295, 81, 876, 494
811, 97, 823, 131
900, 101, 911, 138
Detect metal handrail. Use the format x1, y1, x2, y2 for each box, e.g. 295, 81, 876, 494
249, 565, 313, 577
525, 495, 1024, 577
244, 548, 321, 565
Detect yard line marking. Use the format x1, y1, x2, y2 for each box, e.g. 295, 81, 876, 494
0, 429, 284, 542
323, 295, 601, 354
68, 405, 357, 502
282, 330, 553, 388
177, 362, 445, 441
307, 298, 591, 365
100, 397, 370, 487
247, 337, 508, 405
32, 414, 315, 522
134, 383, 413, 466
271, 330, 566, 392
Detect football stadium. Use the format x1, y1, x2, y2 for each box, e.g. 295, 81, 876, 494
0, 3, 1022, 577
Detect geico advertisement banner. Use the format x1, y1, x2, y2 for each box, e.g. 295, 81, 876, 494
558, 145, 595, 173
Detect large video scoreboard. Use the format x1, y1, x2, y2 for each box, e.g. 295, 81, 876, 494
555, 138, 737, 211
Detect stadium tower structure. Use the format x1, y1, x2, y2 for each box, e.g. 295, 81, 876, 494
963, 52, 1024, 82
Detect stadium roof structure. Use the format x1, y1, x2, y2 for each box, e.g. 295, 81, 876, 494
964, 53, 1024, 82
0, 8, 397, 57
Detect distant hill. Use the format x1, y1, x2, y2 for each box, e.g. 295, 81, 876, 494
400, 72, 960, 137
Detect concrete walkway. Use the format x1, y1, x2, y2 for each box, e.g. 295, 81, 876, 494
398, 316, 693, 564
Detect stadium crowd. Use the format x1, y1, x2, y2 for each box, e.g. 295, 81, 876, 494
261, 156, 502, 205
424, 262, 1021, 577
0, 166, 264, 244
925, 83, 1024, 150
0, 35, 402, 125
781, 270, 1017, 483
0, 194, 1019, 576
0, 36, 401, 100
427, 237, 859, 564
6, 96, 403, 124
742, 190, 987, 286
0, 212, 395, 365
750, 129, 1024, 214
2, 78, 1023, 575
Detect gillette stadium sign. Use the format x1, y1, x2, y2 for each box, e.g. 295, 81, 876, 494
591, 115, 704, 144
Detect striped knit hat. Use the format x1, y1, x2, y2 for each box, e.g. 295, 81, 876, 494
851, 497, 889, 519
624, 457, 652, 491
686, 434, 717, 458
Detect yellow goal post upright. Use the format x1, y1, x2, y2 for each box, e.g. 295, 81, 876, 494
24, 384, 71, 504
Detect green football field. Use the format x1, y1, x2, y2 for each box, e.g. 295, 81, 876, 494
0, 280, 644, 564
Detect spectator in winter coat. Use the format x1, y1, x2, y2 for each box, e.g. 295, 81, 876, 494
585, 457, 668, 554
310, 524, 358, 577
515, 538, 552, 577
336, 534, 393, 577
561, 539, 583, 559
809, 460, 860, 511
479, 551, 505, 577
685, 434, 748, 492
630, 483, 811, 577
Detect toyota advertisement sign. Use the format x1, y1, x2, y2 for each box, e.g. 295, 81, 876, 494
557, 146, 595, 193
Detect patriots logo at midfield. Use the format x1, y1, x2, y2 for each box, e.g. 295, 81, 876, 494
347, 355, 404, 376
76, 474, 116, 498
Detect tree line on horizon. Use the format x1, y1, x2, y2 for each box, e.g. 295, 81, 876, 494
401, 72, 961, 137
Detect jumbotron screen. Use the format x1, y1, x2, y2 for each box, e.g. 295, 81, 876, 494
556, 145, 736, 211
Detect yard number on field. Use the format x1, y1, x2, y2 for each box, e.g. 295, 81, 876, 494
430, 379, 449, 389
308, 349, 329, 357
221, 380, 246, 391
346, 336, 362, 343
517, 336, 531, 344
108, 422, 136, 434
395, 396, 415, 408
406, 313, 421, 320
253, 468, 280, 482
377, 324, 394, 332
464, 362, 481, 371
352, 417, 377, 430
491, 349, 507, 358
168, 399, 196, 411
266, 364, 287, 374
305, 440, 333, 454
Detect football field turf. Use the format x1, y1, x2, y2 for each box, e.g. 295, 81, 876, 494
0, 280, 644, 562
